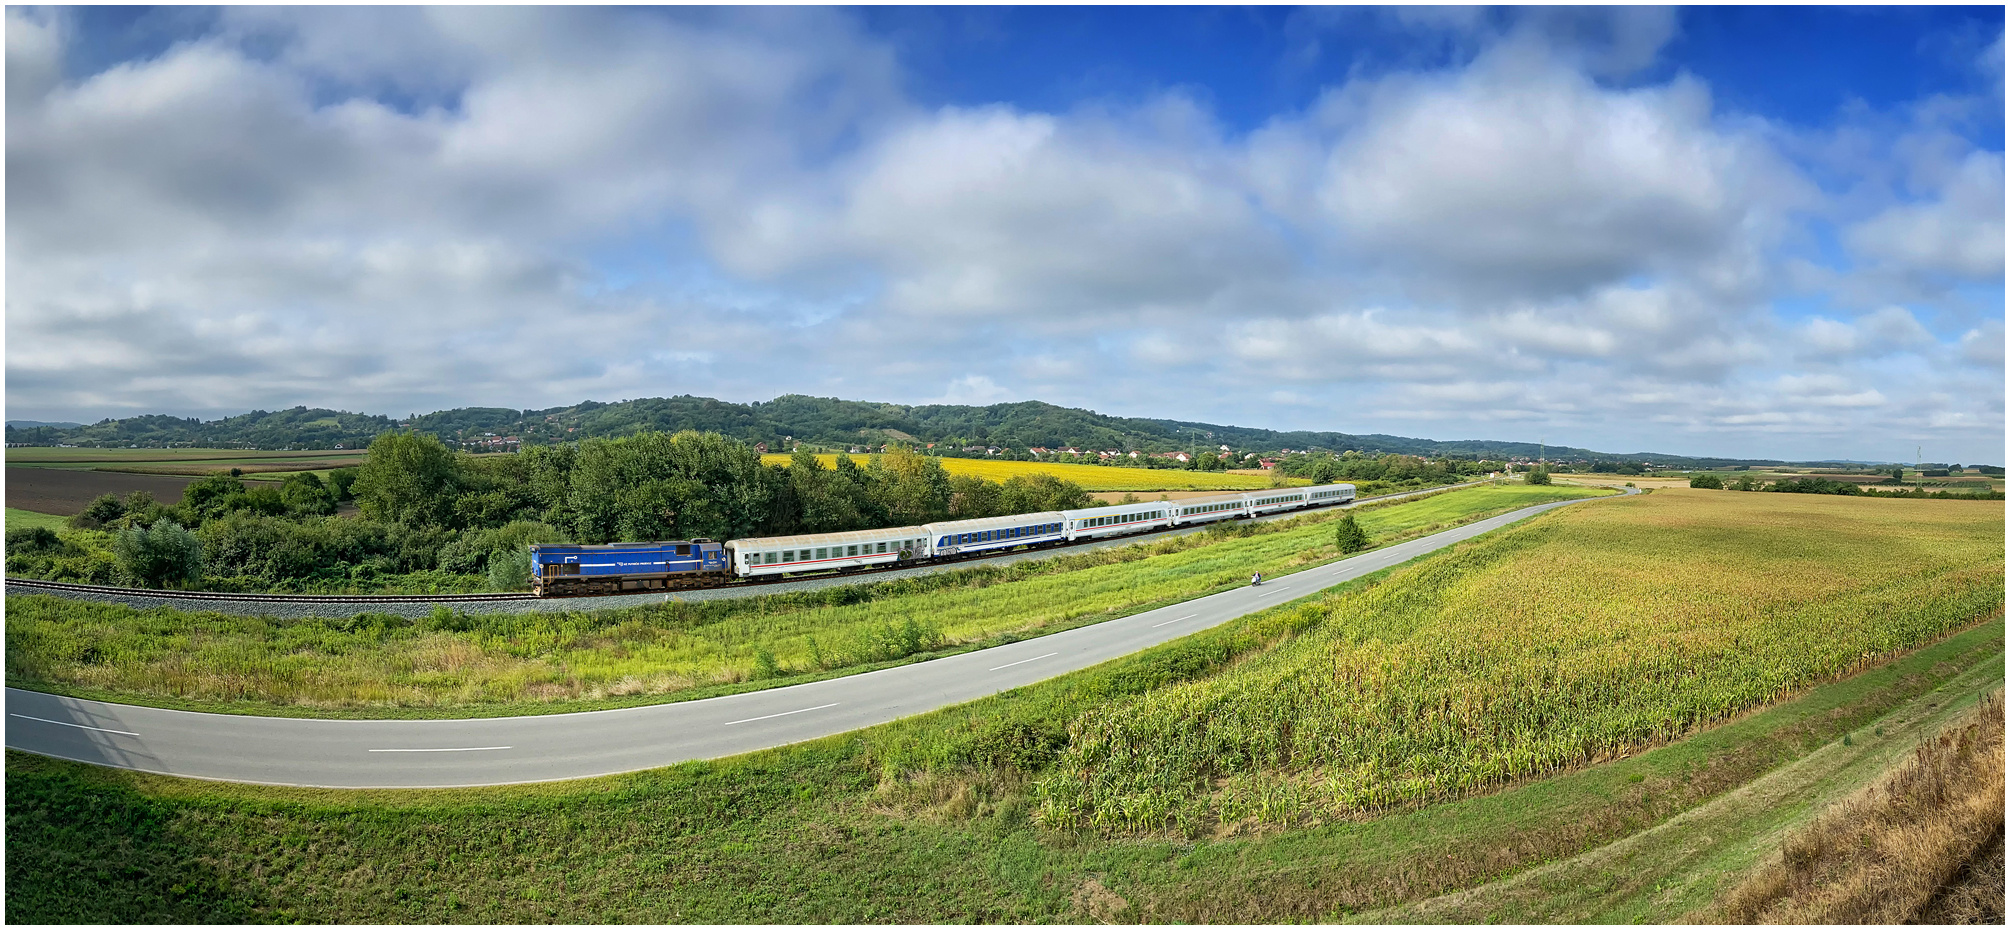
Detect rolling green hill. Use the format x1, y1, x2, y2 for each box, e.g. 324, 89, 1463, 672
7, 394, 1787, 467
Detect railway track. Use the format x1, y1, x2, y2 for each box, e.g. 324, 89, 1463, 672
3, 481, 1486, 607
2, 577, 539, 604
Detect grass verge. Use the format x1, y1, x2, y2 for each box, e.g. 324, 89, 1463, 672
5, 508, 69, 532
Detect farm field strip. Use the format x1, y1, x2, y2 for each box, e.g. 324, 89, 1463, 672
4, 485, 1601, 718
759, 453, 1293, 490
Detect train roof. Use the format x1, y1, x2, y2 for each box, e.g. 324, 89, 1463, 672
1168, 491, 1248, 508
530, 541, 716, 552
729, 526, 927, 549
1059, 500, 1174, 520
922, 512, 1066, 535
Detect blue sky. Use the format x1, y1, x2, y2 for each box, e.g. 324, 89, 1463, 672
6, 5, 2003, 462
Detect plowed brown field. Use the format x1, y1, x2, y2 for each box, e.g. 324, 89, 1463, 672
4, 467, 199, 516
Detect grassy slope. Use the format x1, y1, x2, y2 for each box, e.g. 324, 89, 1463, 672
6, 616, 1999, 924
761, 453, 1294, 490
5, 484, 1601, 719
5, 508, 69, 532
1359, 624, 2006, 922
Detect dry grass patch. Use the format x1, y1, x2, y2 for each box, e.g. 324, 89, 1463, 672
1710, 690, 2005, 924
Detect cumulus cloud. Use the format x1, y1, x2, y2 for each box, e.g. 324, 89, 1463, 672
4, 7, 2000, 463
1845, 150, 2005, 281
1254, 44, 1802, 303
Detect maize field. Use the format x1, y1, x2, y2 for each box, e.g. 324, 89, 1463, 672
1033, 489, 2005, 836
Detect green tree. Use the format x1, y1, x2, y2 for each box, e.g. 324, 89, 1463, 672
354, 431, 461, 527
67, 493, 126, 530
182, 472, 249, 521
1334, 513, 1370, 553
278, 473, 336, 516
947, 473, 1004, 519
113, 518, 203, 588
1525, 466, 1551, 486
1689, 474, 1724, 489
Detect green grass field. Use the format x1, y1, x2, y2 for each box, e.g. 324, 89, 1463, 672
6, 587, 2000, 922
5, 508, 69, 532
4, 485, 1600, 717
761, 453, 1298, 490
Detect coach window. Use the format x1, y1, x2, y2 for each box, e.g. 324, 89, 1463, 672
816, 547, 827, 559
847, 545, 858, 557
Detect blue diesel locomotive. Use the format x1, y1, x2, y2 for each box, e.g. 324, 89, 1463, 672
530, 540, 730, 596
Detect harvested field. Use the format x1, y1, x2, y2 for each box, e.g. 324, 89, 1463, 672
3, 467, 199, 516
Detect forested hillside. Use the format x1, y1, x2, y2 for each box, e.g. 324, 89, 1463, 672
7, 394, 1784, 467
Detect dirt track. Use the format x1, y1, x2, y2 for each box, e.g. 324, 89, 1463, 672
5, 467, 200, 515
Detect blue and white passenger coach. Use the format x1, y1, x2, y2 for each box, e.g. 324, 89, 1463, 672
924, 512, 1066, 558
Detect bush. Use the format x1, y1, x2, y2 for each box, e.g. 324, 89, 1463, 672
112, 519, 204, 588
1689, 474, 1724, 489
1333, 514, 1370, 553
6, 525, 61, 554
486, 547, 534, 591
1525, 467, 1551, 486
67, 493, 126, 530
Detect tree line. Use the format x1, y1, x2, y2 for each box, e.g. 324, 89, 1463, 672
6, 430, 1096, 592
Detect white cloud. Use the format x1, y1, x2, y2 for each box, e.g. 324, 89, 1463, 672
1268, 45, 1801, 302
1845, 151, 2005, 281
3, 8, 2000, 464
932, 375, 1014, 406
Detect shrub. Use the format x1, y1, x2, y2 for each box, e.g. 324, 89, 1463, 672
1690, 474, 1724, 489
67, 493, 126, 530
486, 547, 534, 591
112, 519, 203, 589
1525, 467, 1551, 486
1333, 513, 1370, 553
6, 525, 61, 554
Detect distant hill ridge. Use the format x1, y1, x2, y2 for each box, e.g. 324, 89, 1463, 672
3, 394, 1790, 467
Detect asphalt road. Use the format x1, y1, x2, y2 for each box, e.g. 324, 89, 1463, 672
4, 487, 1632, 789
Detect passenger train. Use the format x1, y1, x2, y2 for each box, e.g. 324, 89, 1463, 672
529, 483, 1356, 596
